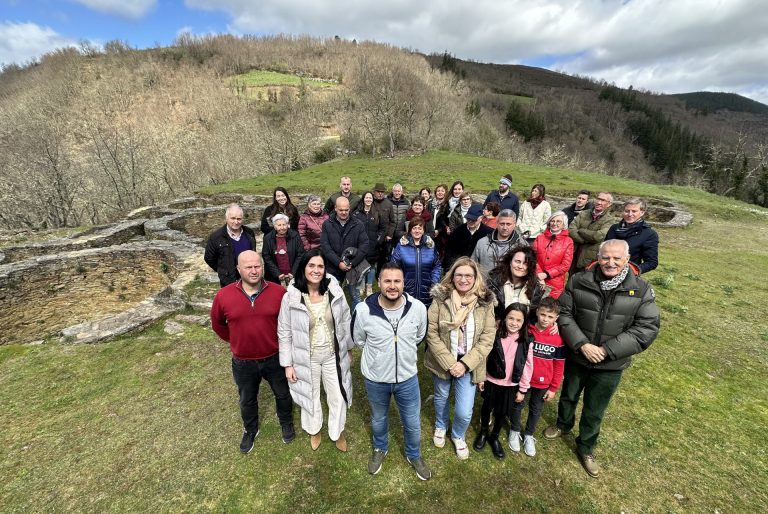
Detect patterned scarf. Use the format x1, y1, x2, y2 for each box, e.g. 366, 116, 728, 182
599, 264, 630, 291
447, 289, 479, 330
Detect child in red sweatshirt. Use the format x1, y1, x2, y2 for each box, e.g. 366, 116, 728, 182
509, 297, 565, 457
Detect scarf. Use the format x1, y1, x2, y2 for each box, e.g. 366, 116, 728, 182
528, 195, 545, 210
599, 264, 630, 290
448, 288, 479, 330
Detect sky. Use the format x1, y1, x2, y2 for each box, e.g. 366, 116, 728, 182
1, 0, 767, 105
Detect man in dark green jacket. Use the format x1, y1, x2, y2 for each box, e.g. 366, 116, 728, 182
544, 239, 660, 478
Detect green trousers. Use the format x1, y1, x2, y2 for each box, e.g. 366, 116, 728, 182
556, 361, 623, 455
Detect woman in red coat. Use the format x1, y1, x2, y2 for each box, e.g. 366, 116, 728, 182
532, 211, 573, 299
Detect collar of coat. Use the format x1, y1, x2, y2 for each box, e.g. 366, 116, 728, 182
398, 234, 435, 247
429, 282, 497, 307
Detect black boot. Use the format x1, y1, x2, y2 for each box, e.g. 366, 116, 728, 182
489, 436, 506, 460
473, 427, 489, 451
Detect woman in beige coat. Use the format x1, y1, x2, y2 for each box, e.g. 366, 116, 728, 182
278, 248, 354, 452
425, 256, 496, 460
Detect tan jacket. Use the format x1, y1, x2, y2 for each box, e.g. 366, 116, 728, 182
424, 283, 497, 383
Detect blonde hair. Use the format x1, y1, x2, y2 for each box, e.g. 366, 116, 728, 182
438, 256, 489, 297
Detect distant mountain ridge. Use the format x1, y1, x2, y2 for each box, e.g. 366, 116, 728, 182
671, 91, 768, 114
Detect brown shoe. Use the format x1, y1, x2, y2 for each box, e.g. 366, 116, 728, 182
543, 426, 569, 439
335, 432, 348, 452
310, 433, 321, 451
578, 452, 600, 478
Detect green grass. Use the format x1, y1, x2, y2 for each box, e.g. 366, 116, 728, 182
493, 93, 536, 105
230, 70, 337, 89
3, 152, 768, 512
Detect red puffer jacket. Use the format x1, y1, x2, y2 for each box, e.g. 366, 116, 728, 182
532, 228, 574, 298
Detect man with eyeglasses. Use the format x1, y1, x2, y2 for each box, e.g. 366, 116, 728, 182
544, 239, 659, 478
569, 192, 615, 273
204, 203, 257, 287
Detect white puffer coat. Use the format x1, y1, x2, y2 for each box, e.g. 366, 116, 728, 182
277, 276, 354, 414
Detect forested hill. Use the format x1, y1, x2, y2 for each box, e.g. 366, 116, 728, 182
671, 91, 768, 115
1, 35, 766, 231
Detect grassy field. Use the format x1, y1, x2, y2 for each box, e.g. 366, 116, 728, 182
230, 70, 337, 88
2, 152, 767, 512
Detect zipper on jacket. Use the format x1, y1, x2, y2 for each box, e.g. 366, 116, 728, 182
592, 288, 620, 366
415, 245, 421, 302
393, 323, 399, 384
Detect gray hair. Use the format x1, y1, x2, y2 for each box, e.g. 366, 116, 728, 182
306, 194, 321, 205
599, 239, 630, 258
498, 209, 517, 221
272, 213, 290, 224
225, 203, 243, 218
597, 192, 614, 203
548, 211, 569, 229
623, 197, 647, 211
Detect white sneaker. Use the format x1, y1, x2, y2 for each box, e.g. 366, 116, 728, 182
433, 428, 446, 448
523, 435, 536, 457
452, 437, 470, 460
508, 430, 521, 452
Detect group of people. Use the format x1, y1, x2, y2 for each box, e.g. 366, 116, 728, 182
206, 175, 661, 481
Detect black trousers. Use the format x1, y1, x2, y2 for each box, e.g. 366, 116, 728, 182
510, 387, 548, 436
231, 354, 293, 433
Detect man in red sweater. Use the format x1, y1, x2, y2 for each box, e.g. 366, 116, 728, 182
211, 250, 295, 453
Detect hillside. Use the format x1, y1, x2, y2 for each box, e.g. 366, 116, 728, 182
672, 91, 768, 115
1, 35, 767, 234
1, 152, 767, 512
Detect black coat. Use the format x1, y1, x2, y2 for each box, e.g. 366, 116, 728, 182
605, 220, 659, 274
204, 225, 257, 287
353, 208, 387, 263
487, 269, 547, 322
486, 332, 533, 381
320, 214, 369, 281
261, 228, 306, 283
562, 201, 593, 225
443, 222, 493, 270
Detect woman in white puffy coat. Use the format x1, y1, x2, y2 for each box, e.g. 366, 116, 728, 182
517, 183, 552, 243
278, 248, 354, 452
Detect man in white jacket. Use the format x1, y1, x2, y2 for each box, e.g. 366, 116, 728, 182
352, 262, 430, 480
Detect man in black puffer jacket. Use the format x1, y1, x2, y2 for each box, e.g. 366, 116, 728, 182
204, 204, 257, 287
320, 197, 369, 306
544, 239, 660, 478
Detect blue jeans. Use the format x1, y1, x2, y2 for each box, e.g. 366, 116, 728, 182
365, 265, 376, 286
364, 375, 422, 459
347, 279, 362, 310
432, 372, 477, 440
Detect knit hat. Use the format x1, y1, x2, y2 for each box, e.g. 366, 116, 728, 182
500, 177, 512, 187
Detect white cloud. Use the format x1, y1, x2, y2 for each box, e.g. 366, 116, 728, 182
0, 21, 78, 66
73, 0, 157, 20
184, 0, 768, 104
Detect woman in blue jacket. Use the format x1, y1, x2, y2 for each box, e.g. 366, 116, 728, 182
391, 217, 442, 307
